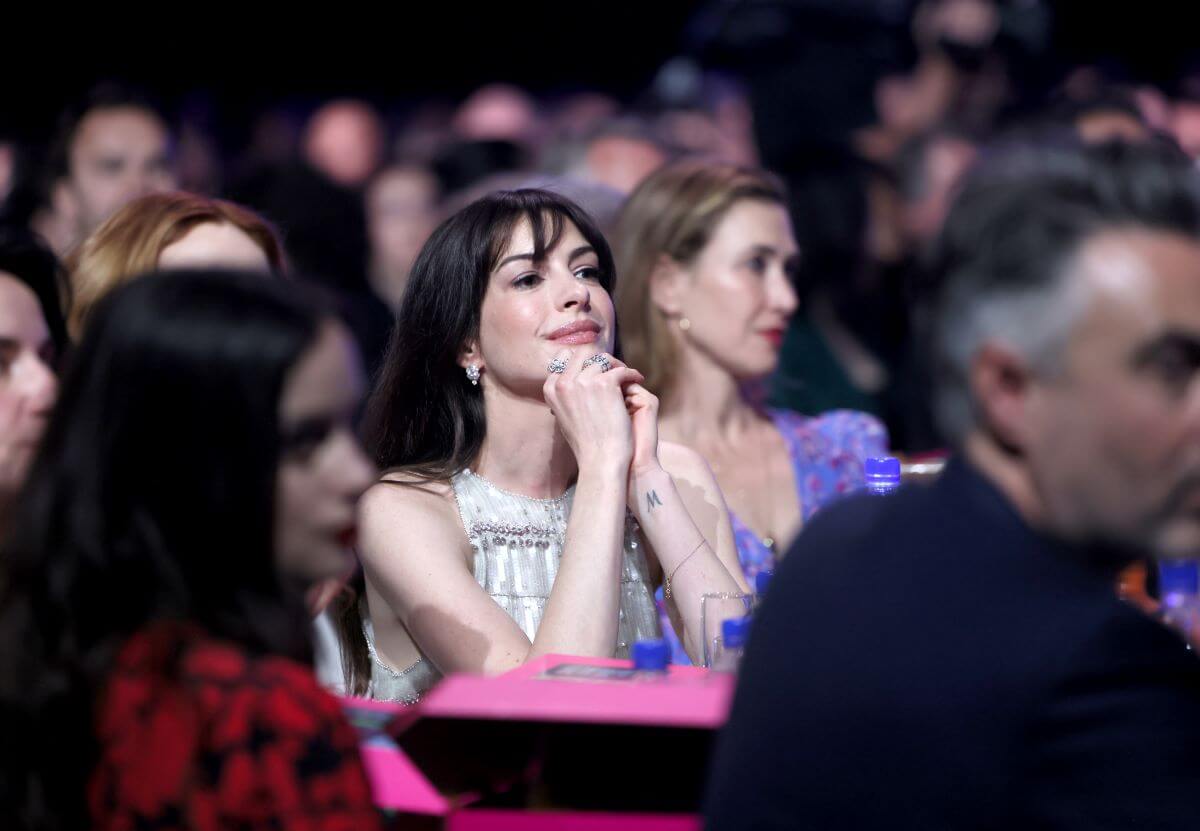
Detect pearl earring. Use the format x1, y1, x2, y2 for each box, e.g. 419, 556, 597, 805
678, 317, 691, 332
466, 364, 481, 385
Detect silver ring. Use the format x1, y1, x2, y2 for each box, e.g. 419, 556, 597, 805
582, 353, 613, 372
547, 357, 568, 374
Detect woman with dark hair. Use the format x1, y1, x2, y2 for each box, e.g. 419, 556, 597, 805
0, 225, 64, 533
0, 270, 380, 830
345, 189, 748, 700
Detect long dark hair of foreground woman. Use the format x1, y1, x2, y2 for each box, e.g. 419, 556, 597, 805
0, 270, 374, 829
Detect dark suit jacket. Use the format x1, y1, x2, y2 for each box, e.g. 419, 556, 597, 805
705, 458, 1200, 829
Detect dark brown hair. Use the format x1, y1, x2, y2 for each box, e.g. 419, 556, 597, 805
338, 188, 616, 695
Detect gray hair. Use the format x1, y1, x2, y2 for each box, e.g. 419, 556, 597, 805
932, 137, 1200, 444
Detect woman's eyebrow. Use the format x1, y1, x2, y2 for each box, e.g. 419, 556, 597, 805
567, 245, 596, 264
496, 251, 536, 269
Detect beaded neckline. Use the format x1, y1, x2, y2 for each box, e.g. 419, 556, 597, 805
461, 467, 573, 505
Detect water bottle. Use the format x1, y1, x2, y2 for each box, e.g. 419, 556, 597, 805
865, 456, 902, 496
631, 638, 670, 677
1158, 559, 1200, 649
711, 617, 750, 673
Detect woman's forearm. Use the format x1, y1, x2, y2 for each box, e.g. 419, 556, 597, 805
630, 466, 743, 661
528, 463, 627, 659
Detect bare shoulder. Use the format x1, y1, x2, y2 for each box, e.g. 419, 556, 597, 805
358, 474, 464, 559
361, 473, 454, 518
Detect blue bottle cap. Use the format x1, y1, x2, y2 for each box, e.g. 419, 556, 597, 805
865, 456, 902, 494
721, 617, 751, 650
865, 456, 901, 480
631, 638, 670, 671
754, 570, 774, 597
1159, 559, 1199, 596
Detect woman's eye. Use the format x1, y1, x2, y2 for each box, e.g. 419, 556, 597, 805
281, 420, 333, 461
513, 273, 542, 289
747, 255, 768, 275
574, 266, 601, 281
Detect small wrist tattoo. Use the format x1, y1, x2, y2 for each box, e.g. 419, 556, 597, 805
646, 490, 663, 512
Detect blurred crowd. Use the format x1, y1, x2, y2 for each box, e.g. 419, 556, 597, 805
8, 0, 1200, 452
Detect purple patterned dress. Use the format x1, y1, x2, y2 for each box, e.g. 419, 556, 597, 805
657, 408, 888, 664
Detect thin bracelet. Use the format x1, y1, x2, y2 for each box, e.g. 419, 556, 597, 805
663, 539, 705, 601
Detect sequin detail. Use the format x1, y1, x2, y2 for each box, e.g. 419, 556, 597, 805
361, 602, 435, 705
363, 469, 661, 702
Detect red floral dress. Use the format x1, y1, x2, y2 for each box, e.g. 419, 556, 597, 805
88, 622, 382, 831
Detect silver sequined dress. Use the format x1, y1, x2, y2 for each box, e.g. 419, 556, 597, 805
364, 468, 661, 703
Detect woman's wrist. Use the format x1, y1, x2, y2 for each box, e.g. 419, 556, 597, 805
576, 454, 632, 486
628, 464, 673, 520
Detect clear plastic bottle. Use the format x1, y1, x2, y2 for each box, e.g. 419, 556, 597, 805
1158, 559, 1200, 649
711, 617, 750, 673
865, 456, 902, 496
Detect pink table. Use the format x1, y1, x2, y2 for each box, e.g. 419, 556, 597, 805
343, 654, 734, 828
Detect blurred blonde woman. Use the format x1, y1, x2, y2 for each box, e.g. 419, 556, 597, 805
614, 159, 887, 661
65, 191, 285, 338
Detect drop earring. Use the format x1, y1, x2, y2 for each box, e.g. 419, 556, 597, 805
466, 364, 481, 385
678, 317, 692, 332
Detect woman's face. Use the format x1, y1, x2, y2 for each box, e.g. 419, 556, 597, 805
669, 199, 800, 380
0, 272, 56, 494
472, 215, 615, 394
274, 322, 375, 588
158, 221, 271, 272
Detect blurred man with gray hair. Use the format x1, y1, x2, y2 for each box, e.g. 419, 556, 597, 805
706, 139, 1200, 830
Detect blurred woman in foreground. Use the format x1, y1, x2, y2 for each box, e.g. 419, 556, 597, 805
0, 270, 379, 829
0, 227, 64, 534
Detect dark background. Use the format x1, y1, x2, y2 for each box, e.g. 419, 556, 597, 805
3, 0, 1197, 146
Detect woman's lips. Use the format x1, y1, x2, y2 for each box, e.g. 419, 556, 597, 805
336, 526, 358, 549
547, 319, 602, 345
761, 329, 785, 348
550, 330, 600, 345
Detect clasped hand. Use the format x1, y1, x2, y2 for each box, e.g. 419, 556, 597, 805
542, 349, 662, 489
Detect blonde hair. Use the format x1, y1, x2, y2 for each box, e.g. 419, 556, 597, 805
65, 192, 286, 338
613, 159, 785, 401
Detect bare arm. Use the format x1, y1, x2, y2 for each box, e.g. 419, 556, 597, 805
621, 381, 748, 663
633, 445, 748, 663
359, 350, 641, 675
359, 482, 544, 676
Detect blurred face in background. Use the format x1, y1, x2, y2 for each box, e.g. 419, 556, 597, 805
366, 166, 440, 309
275, 322, 375, 588
902, 136, 978, 248
1075, 110, 1149, 144
1171, 100, 1200, 159
63, 107, 175, 239
158, 222, 272, 272
0, 273, 56, 495
658, 199, 799, 381
453, 84, 538, 145
583, 135, 666, 195
303, 99, 385, 189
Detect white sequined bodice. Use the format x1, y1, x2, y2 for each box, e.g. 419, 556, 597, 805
364, 468, 660, 703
